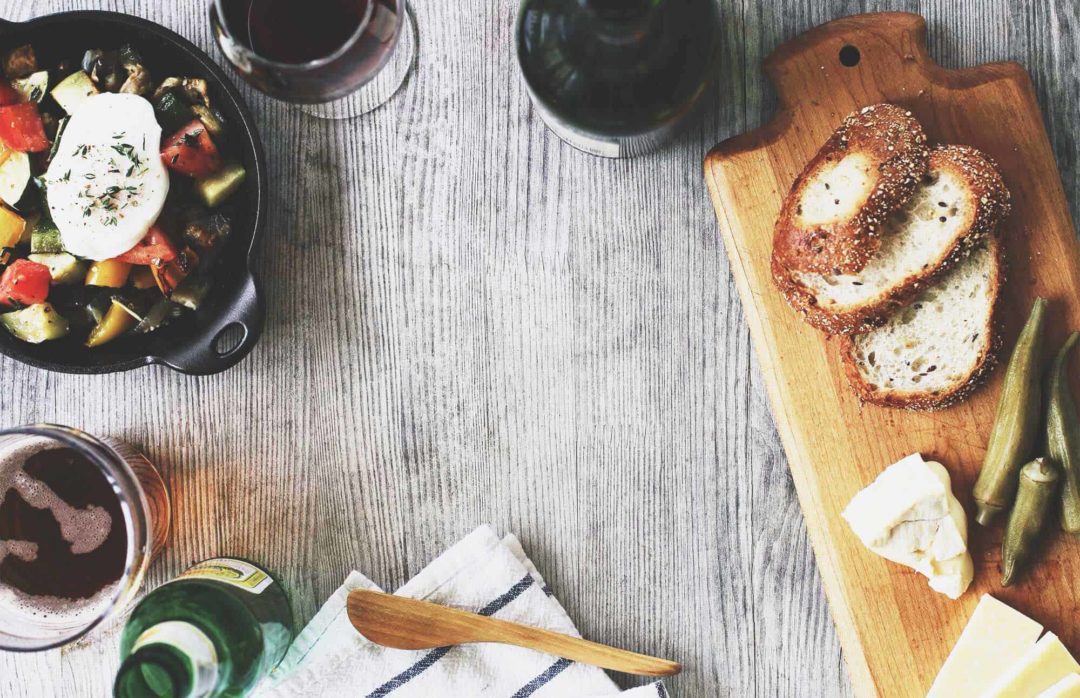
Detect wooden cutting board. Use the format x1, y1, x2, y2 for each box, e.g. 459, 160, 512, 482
704, 12, 1080, 698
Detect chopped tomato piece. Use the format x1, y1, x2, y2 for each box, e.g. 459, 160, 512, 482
0, 259, 50, 306
0, 83, 20, 107
116, 226, 179, 265
0, 103, 49, 152
161, 119, 221, 178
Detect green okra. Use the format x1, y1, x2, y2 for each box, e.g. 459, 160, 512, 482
974, 297, 1049, 525
1001, 457, 1060, 586
1046, 331, 1080, 534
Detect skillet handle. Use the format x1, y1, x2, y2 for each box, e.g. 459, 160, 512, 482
160, 271, 265, 375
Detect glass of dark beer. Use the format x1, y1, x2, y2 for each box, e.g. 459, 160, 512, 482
0, 425, 170, 651
209, 0, 417, 119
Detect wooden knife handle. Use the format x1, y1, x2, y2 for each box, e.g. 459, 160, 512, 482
469, 614, 681, 678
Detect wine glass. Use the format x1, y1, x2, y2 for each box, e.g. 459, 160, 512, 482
209, 0, 417, 119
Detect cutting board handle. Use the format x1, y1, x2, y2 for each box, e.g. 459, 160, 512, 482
764, 12, 933, 109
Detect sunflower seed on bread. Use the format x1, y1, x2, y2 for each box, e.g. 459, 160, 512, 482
839, 237, 1003, 411
772, 103, 929, 275
773, 145, 1010, 334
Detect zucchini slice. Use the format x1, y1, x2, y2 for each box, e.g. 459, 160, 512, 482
195, 162, 245, 208
0, 303, 69, 343
30, 226, 63, 253
12, 70, 49, 103
51, 70, 99, 114
28, 253, 86, 285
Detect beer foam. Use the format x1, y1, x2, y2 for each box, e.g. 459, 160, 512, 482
12, 471, 112, 554
0, 539, 38, 565
0, 577, 118, 636
0, 437, 113, 556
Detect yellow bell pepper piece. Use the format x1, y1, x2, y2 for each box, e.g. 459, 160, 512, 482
0, 205, 26, 248
85, 259, 133, 288
85, 300, 137, 348
130, 265, 156, 290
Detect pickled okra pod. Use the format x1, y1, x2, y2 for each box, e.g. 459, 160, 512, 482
1001, 457, 1060, 586
1047, 332, 1080, 533
974, 298, 1048, 525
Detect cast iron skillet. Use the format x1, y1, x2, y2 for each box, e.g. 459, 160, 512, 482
0, 11, 266, 375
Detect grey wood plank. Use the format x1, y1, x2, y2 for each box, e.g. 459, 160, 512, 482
0, 1, 1075, 696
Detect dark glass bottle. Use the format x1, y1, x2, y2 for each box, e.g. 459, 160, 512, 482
516, 0, 720, 158
113, 557, 295, 698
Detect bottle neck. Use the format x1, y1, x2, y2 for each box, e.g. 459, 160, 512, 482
114, 621, 221, 698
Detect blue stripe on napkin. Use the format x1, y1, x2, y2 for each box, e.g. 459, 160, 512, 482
510, 658, 572, 697
365, 574, 535, 697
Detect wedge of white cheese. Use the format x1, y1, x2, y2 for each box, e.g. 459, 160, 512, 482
1038, 675, 1080, 698
842, 453, 973, 599
985, 633, 1080, 698
927, 595, 1044, 698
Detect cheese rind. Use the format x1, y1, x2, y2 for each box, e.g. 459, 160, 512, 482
842, 453, 973, 598
927, 595, 1044, 698
985, 633, 1080, 698
1038, 675, 1080, 698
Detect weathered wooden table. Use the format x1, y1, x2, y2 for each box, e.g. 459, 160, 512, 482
0, 1, 1075, 696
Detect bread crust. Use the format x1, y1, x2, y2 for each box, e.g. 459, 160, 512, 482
838, 236, 1005, 411
773, 145, 1011, 335
772, 104, 929, 275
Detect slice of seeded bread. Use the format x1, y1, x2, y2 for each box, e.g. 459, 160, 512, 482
839, 237, 1003, 410
774, 145, 1010, 334
772, 103, 929, 275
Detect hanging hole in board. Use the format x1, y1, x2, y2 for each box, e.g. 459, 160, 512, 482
839, 45, 861, 67
213, 322, 247, 357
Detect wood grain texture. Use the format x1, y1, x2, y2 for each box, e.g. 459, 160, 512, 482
0, 1, 1074, 697
706, 11, 1080, 698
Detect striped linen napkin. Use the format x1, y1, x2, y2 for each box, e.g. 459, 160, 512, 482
259, 525, 670, 698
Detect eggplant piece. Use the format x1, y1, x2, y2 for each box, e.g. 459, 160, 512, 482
191, 104, 227, 141
82, 49, 124, 92
4, 45, 37, 79
152, 77, 210, 107
118, 44, 151, 95
154, 92, 194, 135
51, 286, 112, 329
182, 211, 232, 255
133, 297, 183, 334
110, 291, 152, 322
170, 274, 212, 310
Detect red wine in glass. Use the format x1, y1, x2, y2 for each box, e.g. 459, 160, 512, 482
210, 0, 416, 116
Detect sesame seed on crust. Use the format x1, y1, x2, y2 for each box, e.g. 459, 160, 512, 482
772, 103, 930, 275
772, 144, 1011, 335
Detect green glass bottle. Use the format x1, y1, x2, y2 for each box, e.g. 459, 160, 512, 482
516, 0, 721, 158
114, 557, 295, 698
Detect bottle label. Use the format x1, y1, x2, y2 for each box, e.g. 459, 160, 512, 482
132, 621, 219, 694
530, 94, 622, 158
176, 557, 273, 594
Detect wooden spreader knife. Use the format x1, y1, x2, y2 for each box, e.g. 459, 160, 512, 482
347, 589, 681, 678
